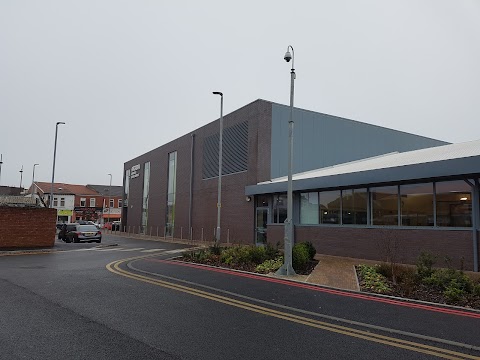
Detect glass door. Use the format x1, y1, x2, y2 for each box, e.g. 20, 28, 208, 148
255, 207, 269, 246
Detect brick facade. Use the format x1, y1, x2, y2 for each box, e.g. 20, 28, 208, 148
0, 207, 56, 249
266, 224, 479, 271
124, 99, 272, 243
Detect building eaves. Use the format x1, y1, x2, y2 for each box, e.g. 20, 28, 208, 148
246, 139, 480, 195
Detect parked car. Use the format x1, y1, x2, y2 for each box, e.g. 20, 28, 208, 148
65, 224, 102, 243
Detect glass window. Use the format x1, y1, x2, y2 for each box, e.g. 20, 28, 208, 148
90, 198, 95, 207
110, 199, 115, 208
60, 198, 65, 207
142, 162, 151, 232
273, 194, 287, 224
80, 198, 86, 207
118, 199, 122, 208
53, 197, 58, 207
371, 186, 398, 225
342, 188, 367, 225
166, 153, 177, 236
300, 192, 319, 224
400, 183, 433, 226
256, 195, 270, 207
320, 190, 341, 224
124, 169, 130, 205
436, 180, 472, 227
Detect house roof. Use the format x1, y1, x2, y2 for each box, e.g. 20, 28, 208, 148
0, 186, 23, 196
246, 139, 480, 195
34, 182, 100, 196
87, 184, 123, 197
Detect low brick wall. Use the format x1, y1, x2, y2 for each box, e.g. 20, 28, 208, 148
0, 207, 56, 249
267, 224, 478, 271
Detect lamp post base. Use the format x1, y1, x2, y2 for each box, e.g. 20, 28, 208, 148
276, 263, 296, 276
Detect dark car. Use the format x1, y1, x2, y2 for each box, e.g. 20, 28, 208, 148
58, 223, 77, 241
65, 224, 102, 243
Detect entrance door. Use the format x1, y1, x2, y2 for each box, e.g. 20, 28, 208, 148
255, 207, 269, 246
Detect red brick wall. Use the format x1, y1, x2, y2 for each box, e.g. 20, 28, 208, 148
267, 224, 478, 271
0, 207, 56, 249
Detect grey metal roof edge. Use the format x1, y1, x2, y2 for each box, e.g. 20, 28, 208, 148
246, 156, 480, 195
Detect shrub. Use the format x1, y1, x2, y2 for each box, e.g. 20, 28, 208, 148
357, 265, 391, 294
302, 241, 317, 260
218, 245, 278, 267
423, 268, 473, 292
444, 286, 465, 302
396, 267, 418, 296
255, 257, 284, 274
473, 284, 480, 297
377, 262, 393, 278
249, 246, 268, 264
184, 249, 208, 262
265, 243, 279, 259
209, 244, 222, 255
292, 243, 310, 270
416, 252, 436, 279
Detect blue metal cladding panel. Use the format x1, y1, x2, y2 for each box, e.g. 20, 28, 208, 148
270, 103, 449, 179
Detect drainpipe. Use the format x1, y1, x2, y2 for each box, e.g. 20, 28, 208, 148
189, 134, 195, 232
473, 179, 479, 272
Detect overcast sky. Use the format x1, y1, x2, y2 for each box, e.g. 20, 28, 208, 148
1, 1, 479, 188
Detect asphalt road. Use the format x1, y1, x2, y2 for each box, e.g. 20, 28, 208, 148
1, 234, 480, 360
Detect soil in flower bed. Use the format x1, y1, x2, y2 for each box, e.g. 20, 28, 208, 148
356, 265, 480, 310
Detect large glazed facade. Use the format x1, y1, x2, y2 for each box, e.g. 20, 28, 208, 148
122, 99, 480, 269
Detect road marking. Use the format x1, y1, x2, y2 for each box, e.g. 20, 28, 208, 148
140, 249, 165, 253
129, 260, 480, 354
154, 259, 480, 320
118, 248, 146, 252
106, 255, 480, 360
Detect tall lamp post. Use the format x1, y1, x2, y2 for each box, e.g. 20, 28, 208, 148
0, 154, 3, 185
213, 91, 223, 246
107, 173, 112, 229
50, 122, 65, 208
19, 165, 24, 189
31, 163, 39, 196
277, 45, 297, 276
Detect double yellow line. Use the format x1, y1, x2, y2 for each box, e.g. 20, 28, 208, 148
106, 256, 479, 360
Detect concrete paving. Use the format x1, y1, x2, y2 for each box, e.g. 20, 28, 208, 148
305, 254, 380, 291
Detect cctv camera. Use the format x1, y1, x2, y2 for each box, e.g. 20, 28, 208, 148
284, 51, 292, 62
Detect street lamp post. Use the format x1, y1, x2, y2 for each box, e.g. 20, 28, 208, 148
213, 91, 223, 246
19, 165, 24, 189
50, 122, 65, 208
31, 163, 39, 196
277, 45, 297, 276
0, 154, 3, 185
108, 173, 112, 230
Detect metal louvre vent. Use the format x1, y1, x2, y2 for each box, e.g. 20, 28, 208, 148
203, 121, 248, 179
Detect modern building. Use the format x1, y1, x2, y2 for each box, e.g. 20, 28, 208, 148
122, 99, 480, 271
